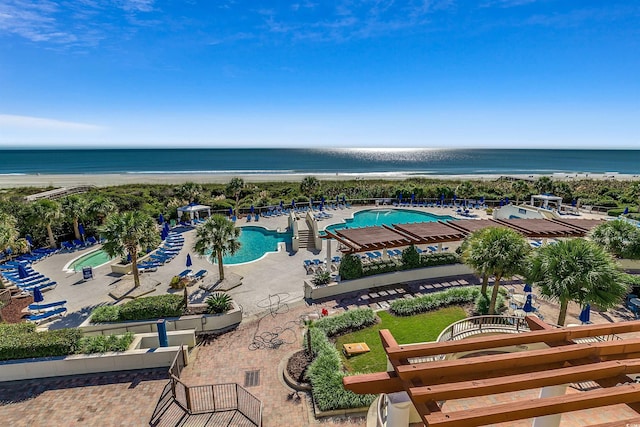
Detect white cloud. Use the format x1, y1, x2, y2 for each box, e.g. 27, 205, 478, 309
0, 114, 104, 131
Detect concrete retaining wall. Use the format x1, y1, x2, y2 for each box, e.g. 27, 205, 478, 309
304, 264, 474, 301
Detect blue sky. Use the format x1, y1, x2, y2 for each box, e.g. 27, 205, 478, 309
0, 0, 638, 148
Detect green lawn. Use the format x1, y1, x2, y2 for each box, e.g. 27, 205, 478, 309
334, 306, 467, 373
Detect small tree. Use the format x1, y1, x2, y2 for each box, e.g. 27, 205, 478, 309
205, 292, 233, 314
401, 245, 420, 269
512, 180, 530, 204
590, 218, 640, 260
226, 177, 244, 216
176, 182, 203, 204
339, 253, 363, 280
535, 176, 553, 194
300, 176, 320, 200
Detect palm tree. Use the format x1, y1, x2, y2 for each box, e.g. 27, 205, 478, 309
100, 212, 159, 288
176, 182, 203, 204
512, 180, 530, 204
0, 213, 19, 289
535, 176, 553, 194
300, 176, 320, 201
28, 199, 62, 248
226, 177, 244, 216
61, 195, 88, 240
590, 218, 640, 260
88, 196, 118, 225
461, 229, 493, 296
468, 227, 530, 314
193, 214, 241, 281
527, 238, 629, 326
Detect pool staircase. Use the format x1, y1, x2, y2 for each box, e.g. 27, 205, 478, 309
297, 230, 315, 250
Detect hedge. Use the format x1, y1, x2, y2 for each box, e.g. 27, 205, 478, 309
389, 285, 507, 316
306, 309, 377, 411
91, 294, 185, 323
0, 324, 82, 361
352, 251, 461, 279
78, 332, 135, 354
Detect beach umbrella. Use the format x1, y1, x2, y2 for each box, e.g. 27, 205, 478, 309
25, 235, 34, 248
579, 304, 591, 324
186, 253, 192, 267
624, 207, 629, 215
309, 197, 314, 208
292, 199, 296, 208
320, 198, 324, 211
499, 199, 504, 207
342, 195, 346, 204
523, 283, 532, 293
523, 294, 533, 313
279, 200, 284, 209
228, 207, 233, 216
158, 214, 164, 225
78, 223, 85, 240
479, 196, 484, 204
161, 229, 167, 240
505, 197, 509, 205
411, 193, 415, 204
164, 222, 170, 233
18, 264, 29, 279
32, 287, 44, 303
250, 205, 254, 214
399, 193, 403, 203
336, 195, 339, 204
571, 199, 577, 207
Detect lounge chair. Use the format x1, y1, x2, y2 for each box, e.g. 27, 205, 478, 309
254, 213, 259, 221
27, 307, 67, 324
28, 300, 67, 313
303, 260, 315, 274
21, 281, 57, 292
178, 269, 192, 278
86, 236, 98, 245
61, 241, 75, 251
246, 215, 252, 222
72, 239, 84, 248
193, 269, 208, 281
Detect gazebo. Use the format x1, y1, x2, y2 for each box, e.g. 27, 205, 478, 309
530, 194, 563, 210
177, 203, 211, 221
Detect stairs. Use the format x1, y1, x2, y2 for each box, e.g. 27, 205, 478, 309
298, 230, 315, 250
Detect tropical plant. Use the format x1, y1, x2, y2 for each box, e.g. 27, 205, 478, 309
312, 270, 331, 286
589, 219, 640, 260
88, 196, 118, 225
61, 195, 89, 240
300, 176, 320, 199
535, 176, 553, 194
465, 227, 529, 314
512, 180, 530, 203
100, 211, 160, 288
0, 213, 19, 289
175, 182, 203, 204
28, 199, 62, 248
226, 177, 244, 215
526, 238, 629, 326
206, 292, 233, 314
455, 181, 475, 204
193, 214, 241, 281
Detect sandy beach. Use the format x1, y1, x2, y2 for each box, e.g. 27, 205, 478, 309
1, 172, 639, 189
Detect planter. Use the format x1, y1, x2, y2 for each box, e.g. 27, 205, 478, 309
304, 264, 474, 301
280, 349, 312, 392
80, 301, 242, 336
619, 259, 640, 272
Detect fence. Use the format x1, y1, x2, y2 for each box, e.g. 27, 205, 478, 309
168, 348, 262, 426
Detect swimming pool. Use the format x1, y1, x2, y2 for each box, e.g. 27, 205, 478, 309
323, 208, 452, 234
65, 249, 114, 272
210, 226, 292, 265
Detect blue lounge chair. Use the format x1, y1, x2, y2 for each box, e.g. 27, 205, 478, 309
27, 307, 67, 324
303, 260, 315, 274
61, 241, 75, 251
21, 281, 57, 292
254, 213, 259, 221
86, 236, 98, 245
28, 300, 67, 313
72, 239, 84, 248
246, 215, 252, 222
178, 269, 192, 278
193, 269, 208, 281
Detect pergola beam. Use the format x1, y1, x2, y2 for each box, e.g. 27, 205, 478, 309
424, 383, 640, 427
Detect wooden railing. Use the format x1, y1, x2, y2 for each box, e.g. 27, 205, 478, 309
168, 348, 262, 426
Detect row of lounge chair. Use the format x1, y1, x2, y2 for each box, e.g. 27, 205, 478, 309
25, 300, 68, 324
61, 236, 99, 251
303, 257, 342, 275
139, 233, 184, 272
177, 269, 208, 281
1, 265, 58, 293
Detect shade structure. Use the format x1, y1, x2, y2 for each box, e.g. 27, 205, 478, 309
17, 264, 29, 279
579, 304, 591, 324
523, 283, 532, 293
158, 213, 164, 224
320, 199, 324, 211
250, 205, 254, 214
440, 194, 445, 201
186, 253, 192, 267
5, 247, 12, 255
336, 195, 339, 204
78, 223, 85, 237
523, 294, 534, 312
33, 286, 44, 303
309, 197, 314, 207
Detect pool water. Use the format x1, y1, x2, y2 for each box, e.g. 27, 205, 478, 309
324, 209, 452, 233
210, 226, 292, 265
67, 249, 114, 271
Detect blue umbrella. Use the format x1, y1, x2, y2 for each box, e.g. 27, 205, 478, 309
18, 264, 29, 279
186, 253, 192, 267
5, 247, 12, 256
571, 199, 577, 207
250, 205, 254, 214
399, 193, 403, 202
280, 200, 284, 209
624, 207, 629, 215
342, 195, 346, 204
479, 196, 484, 204
78, 223, 85, 239
499, 199, 504, 207
33, 286, 44, 303
440, 194, 445, 201
336, 195, 339, 204
505, 197, 509, 204
411, 193, 415, 204
310, 197, 314, 208
320, 199, 324, 211
161, 229, 168, 240
523, 294, 533, 313
164, 222, 170, 233
523, 283, 532, 293
25, 235, 34, 247
158, 214, 164, 225
292, 199, 296, 208
579, 304, 591, 324
228, 207, 233, 216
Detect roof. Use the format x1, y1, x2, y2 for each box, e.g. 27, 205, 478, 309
343, 317, 640, 427
493, 218, 584, 237
177, 203, 210, 212
392, 222, 466, 243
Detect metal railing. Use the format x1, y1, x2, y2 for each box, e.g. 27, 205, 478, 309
437, 315, 530, 343
168, 348, 262, 426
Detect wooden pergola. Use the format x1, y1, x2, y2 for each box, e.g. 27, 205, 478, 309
492, 218, 585, 238
343, 317, 640, 427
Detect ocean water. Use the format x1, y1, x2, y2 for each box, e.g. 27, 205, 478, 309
0, 148, 638, 176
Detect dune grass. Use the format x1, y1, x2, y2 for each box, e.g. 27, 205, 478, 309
334, 306, 467, 373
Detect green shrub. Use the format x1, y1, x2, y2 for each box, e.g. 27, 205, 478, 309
389, 286, 481, 316
306, 325, 376, 411
401, 245, 421, 269
91, 305, 121, 323
314, 308, 377, 337
205, 292, 233, 314
419, 252, 461, 267
312, 270, 331, 286
339, 254, 363, 280
0, 325, 82, 361
78, 332, 135, 354
362, 260, 397, 276
91, 295, 185, 323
